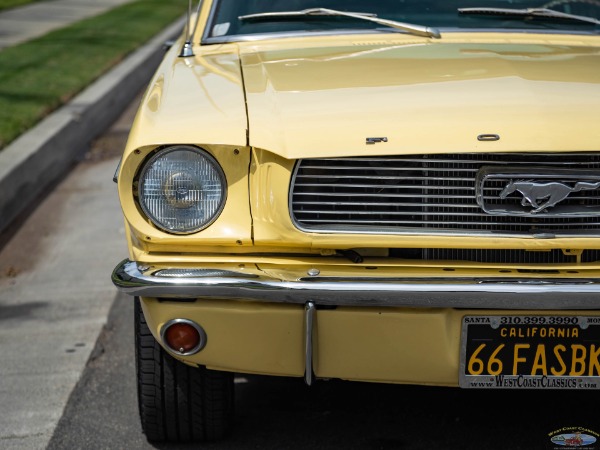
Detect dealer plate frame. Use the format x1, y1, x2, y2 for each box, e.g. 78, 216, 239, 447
459, 315, 600, 389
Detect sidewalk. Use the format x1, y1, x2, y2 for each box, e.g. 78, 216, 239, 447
0, 0, 137, 49
0, 1, 185, 448
0, 0, 186, 235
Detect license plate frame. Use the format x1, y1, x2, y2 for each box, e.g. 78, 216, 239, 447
459, 315, 600, 389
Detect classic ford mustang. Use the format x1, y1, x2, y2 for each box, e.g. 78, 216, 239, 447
111, 0, 600, 443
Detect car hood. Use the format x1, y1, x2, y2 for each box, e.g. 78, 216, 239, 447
240, 37, 600, 159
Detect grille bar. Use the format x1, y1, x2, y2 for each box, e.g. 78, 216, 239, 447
290, 153, 600, 235
294, 202, 480, 208
394, 248, 600, 264
299, 219, 600, 227
296, 184, 476, 190
298, 193, 476, 198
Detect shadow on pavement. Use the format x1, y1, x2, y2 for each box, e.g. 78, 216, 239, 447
48, 293, 597, 450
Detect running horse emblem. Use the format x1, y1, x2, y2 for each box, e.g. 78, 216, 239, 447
499, 180, 600, 214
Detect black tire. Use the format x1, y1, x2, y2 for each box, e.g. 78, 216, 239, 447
134, 297, 234, 443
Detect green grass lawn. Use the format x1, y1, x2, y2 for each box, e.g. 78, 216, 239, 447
0, 0, 187, 149
0, 0, 46, 12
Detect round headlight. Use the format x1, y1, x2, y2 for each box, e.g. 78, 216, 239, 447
138, 146, 226, 234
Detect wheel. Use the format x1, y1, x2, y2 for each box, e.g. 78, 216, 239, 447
134, 297, 234, 443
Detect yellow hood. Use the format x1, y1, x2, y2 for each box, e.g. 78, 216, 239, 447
241, 36, 600, 159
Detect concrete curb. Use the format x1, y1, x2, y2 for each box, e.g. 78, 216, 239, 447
0, 16, 185, 235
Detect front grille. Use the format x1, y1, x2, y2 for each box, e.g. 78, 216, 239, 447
290, 153, 600, 236
392, 248, 600, 264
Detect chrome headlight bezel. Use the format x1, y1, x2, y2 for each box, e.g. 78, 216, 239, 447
137, 145, 227, 235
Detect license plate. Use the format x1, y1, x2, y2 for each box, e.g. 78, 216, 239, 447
460, 316, 600, 389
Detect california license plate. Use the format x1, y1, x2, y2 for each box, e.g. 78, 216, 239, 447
459, 316, 600, 389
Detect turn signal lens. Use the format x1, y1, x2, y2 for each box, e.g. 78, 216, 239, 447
161, 319, 207, 355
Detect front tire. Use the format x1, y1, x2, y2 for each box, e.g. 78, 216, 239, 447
134, 297, 234, 443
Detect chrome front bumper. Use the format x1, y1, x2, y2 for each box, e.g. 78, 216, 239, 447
112, 259, 600, 310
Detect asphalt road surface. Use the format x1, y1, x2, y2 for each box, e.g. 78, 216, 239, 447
2, 94, 598, 450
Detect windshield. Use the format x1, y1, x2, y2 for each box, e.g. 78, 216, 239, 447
204, 0, 600, 41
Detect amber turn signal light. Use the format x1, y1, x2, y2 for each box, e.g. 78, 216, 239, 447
161, 319, 207, 355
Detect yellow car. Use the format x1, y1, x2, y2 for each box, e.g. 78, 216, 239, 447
112, 0, 600, 443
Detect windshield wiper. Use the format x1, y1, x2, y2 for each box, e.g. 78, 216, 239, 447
239, 7, 441, 39
458, 7, 600, 26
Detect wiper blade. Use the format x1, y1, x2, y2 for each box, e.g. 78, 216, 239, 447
239, 7, 441, 38
458, 7, 600, 26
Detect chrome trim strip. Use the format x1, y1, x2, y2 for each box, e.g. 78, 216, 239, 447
304, 302, 315, 386
112, 259, 600, 310
112, 157, 122, 184
201, 27, 597, 45
203, 28, 398, 44
283, 225, 600, 239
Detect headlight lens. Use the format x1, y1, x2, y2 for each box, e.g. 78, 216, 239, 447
138, 146, 226, 234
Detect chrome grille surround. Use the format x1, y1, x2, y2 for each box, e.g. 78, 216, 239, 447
289, 153, 600, 237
